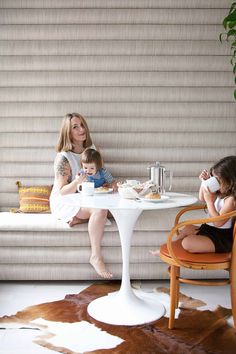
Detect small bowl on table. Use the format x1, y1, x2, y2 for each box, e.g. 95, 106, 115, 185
118, 181, 152, 199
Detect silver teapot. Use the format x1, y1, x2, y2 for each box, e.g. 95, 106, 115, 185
147, 161, 172, 194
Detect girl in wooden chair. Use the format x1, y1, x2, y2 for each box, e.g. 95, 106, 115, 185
177, 155, 236, 253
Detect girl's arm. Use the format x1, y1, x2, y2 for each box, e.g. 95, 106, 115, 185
54, 155, 85, 195
101, 168, 118, 191
199, 169, 210, 201
204, 190, 235, 227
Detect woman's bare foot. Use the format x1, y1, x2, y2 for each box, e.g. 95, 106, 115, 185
149, 249, 160, 256
90, 256, 113, 279
68, 216, 87, 227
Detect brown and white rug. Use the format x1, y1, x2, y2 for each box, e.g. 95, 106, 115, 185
0, 282, 235, 354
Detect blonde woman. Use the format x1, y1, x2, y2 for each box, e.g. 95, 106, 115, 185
50, 113, 112, 279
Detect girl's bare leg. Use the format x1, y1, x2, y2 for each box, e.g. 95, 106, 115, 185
76, 208, 113, 279
182, 234, 215, 253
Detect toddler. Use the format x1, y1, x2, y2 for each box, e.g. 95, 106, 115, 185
79, 148, 116, 189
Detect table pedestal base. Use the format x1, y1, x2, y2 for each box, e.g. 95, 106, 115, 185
87, 289, 165, 326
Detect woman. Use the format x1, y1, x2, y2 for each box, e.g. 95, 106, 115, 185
50, 113, 112, 279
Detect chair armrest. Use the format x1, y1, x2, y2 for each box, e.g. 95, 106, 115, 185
167, 209, 236, 269
174, 204, 206, 226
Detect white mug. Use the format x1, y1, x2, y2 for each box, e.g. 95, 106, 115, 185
77, 182, 95, 196
202, 176, 220, 193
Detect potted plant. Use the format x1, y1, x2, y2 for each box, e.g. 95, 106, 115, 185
220, 2, 236, 99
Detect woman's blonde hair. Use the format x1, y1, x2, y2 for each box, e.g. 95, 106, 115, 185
56, 113, 92, 152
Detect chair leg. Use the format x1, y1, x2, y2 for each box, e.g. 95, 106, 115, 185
175, 267, 180, 308
230, 252, 236, 329
169, 265, 179, 329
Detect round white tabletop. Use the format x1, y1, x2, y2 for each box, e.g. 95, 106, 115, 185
62, 192, 197, 211
62, 191, 198, 325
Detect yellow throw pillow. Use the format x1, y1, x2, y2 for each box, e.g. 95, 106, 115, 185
11, 181, 52, 213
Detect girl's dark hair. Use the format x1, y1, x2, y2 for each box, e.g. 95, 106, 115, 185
210, 155, 236, 201
81, 148, 103, 171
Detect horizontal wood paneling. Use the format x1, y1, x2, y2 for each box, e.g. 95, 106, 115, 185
0, 132, 235, 148
0, 9, 227, 25
0, 25, 223, 40
1, 147, 234, 163
0, 71, 233, 87
0, 117, 235, 132
0, 1, 235, 210
0, 40, 229, 56
0, 56, 231, 71
0, 87, 234, 102
0, 0, 232, 9
0, 102, 235, 118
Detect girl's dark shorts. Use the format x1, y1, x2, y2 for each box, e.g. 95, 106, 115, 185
196, 223, 233, 253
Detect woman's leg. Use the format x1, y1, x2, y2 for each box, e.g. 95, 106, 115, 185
182, 234, 215, 253
68, 215, 88, 227
88, 209, 113, 279
75, 208, 113, 279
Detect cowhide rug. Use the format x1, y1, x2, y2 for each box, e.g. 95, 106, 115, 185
0, 282, 235, 354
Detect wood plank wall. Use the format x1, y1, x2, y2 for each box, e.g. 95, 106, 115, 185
0, 0, 235, 210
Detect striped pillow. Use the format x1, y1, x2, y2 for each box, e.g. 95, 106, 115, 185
12, 181, 52, 213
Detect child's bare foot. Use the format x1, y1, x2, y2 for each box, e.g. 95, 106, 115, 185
90, 256, 113, 279
149, 249, 160, 256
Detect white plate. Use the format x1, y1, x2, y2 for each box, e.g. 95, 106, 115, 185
95, 188, 113, 194
139, 195, 170, 203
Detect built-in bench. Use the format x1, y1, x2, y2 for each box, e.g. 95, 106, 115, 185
0, 209, 174, 280
0, 208, 229, 280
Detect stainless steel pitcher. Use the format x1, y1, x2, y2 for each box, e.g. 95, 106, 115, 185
147, 161, 172, 194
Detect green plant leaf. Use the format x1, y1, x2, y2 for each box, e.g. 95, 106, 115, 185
221, 2, 236, 101
229, 2, 236, 13
227, 28, 236, 40
223, 11, 236, 28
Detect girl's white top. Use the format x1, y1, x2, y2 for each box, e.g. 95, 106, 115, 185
207, 196, 233, 229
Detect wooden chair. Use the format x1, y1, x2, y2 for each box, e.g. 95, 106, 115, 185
159, 205, 236, 329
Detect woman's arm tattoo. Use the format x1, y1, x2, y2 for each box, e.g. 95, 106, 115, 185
55, 155, 72, 183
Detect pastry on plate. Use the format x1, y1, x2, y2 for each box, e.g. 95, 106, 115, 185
144, 192, 161, 199
95, 186, 111, 192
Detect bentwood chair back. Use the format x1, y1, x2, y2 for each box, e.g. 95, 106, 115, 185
159, 205, 236, 329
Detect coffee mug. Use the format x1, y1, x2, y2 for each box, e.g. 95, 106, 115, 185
77, 182, 95, 196
202, 177, 220, 193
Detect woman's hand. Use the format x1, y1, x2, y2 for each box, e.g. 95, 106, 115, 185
75, 173, 87, 185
